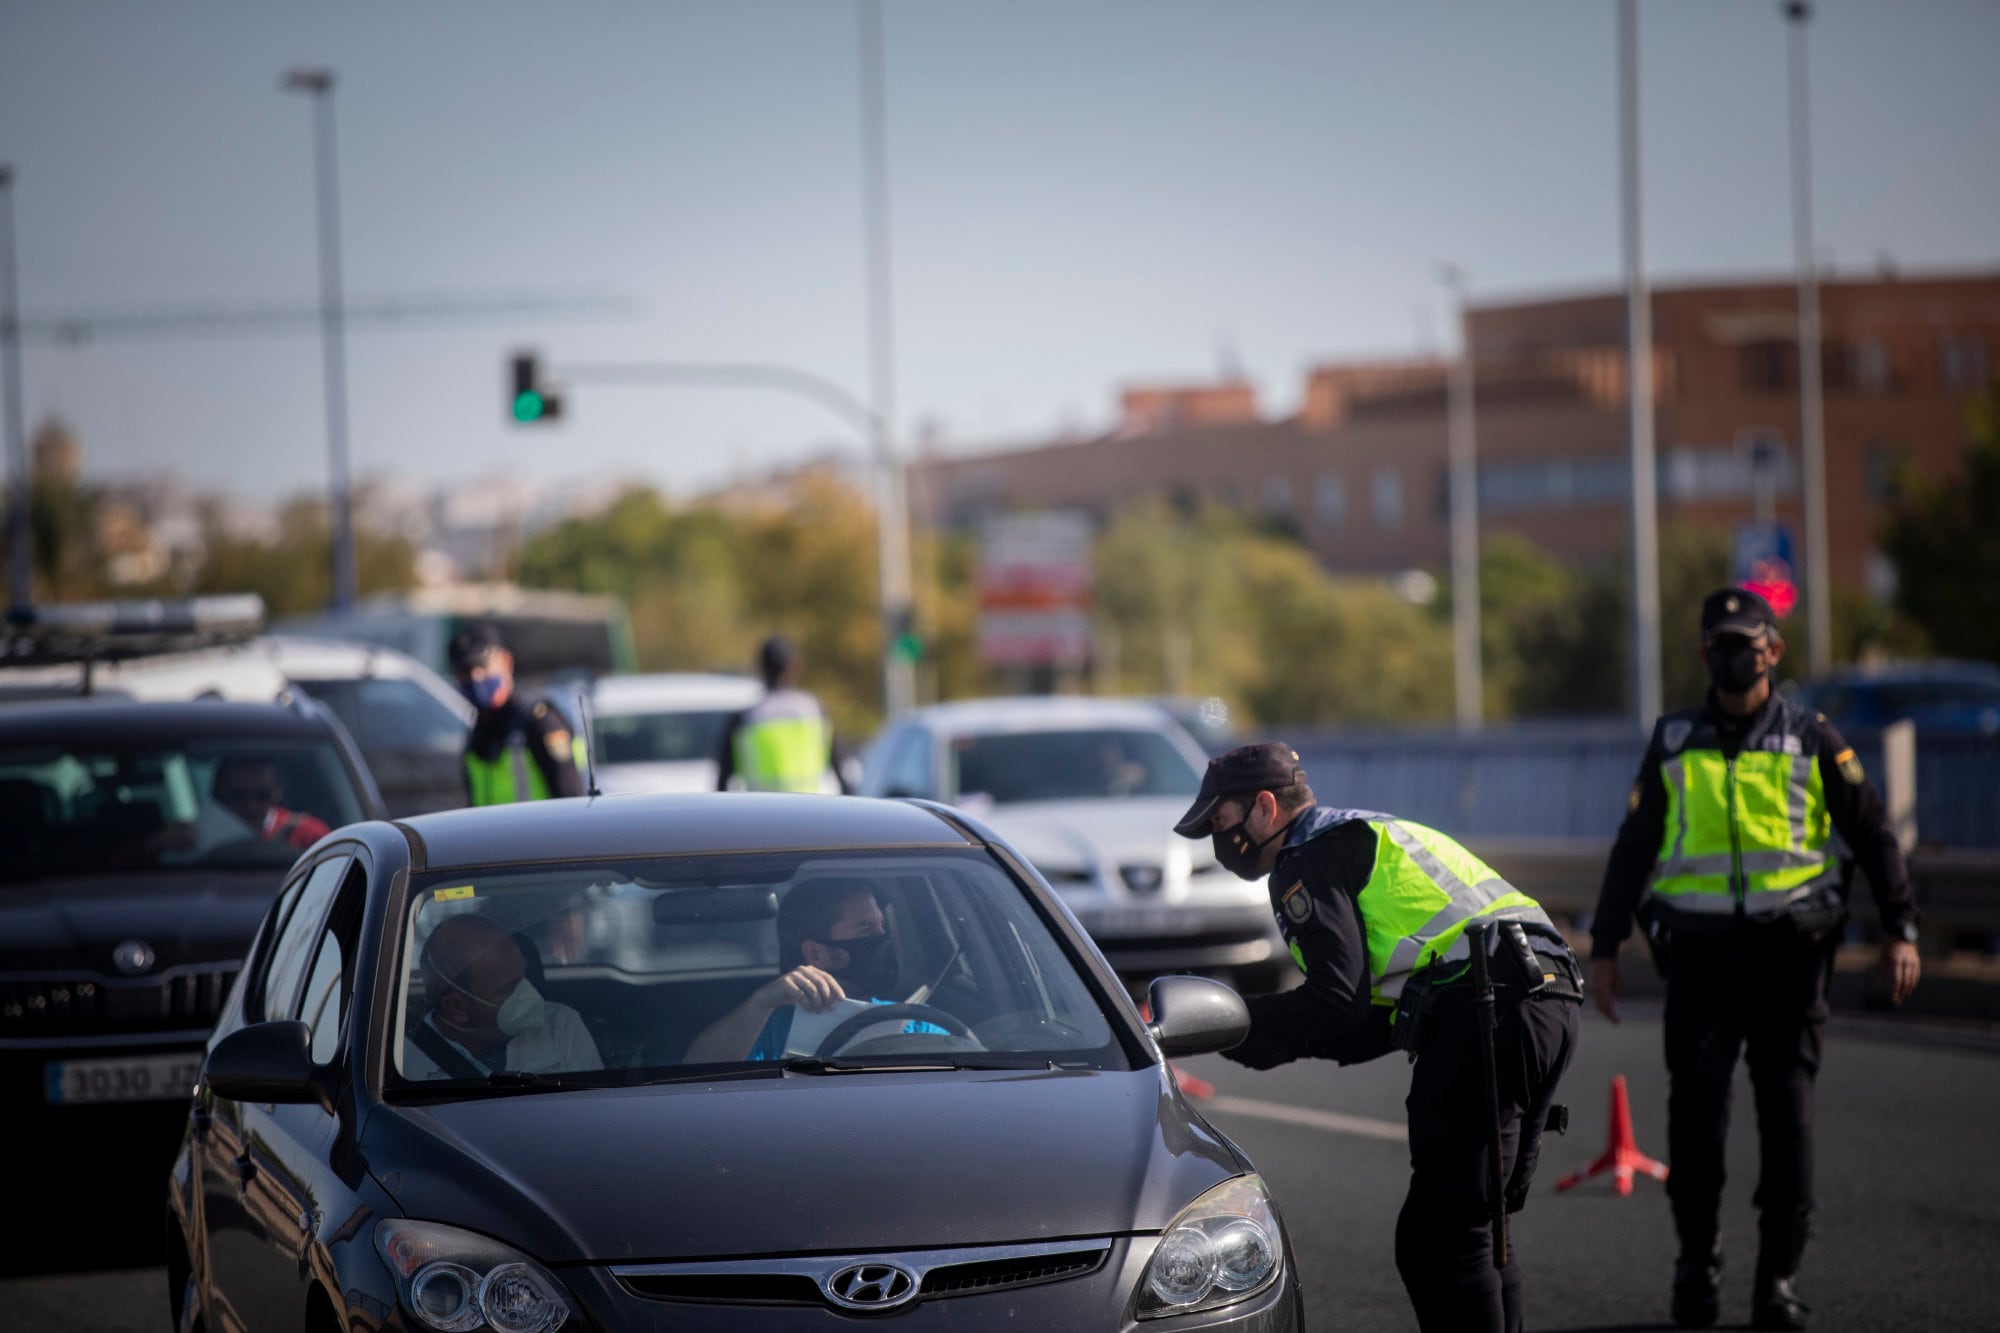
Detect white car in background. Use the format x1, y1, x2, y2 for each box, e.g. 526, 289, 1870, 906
857, 697, 1289, 988
585, 673, 763, 795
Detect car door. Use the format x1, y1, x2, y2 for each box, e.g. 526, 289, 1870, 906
198, 849, 353, 1333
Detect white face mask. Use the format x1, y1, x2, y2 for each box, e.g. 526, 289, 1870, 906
444, 973, 546, 1039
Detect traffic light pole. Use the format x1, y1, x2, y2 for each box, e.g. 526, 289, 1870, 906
539, 358, 915, 718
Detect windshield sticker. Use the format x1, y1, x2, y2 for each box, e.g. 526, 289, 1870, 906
433, 885, 476, 902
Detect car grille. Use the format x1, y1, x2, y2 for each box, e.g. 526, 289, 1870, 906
0, 965, 239, 1037
614, 1238, 1111, 1310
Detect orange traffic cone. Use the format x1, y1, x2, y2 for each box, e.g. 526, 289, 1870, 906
1554, 1074, 1668, 1197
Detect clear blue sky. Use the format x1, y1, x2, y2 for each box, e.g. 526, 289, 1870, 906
2, 0, 1996, 501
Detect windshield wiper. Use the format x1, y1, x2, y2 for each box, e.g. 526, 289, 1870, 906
778, 1056, 1059, 1075
385, 1070, 599, 1100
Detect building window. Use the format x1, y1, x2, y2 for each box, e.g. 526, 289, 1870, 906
1865, 444, 1908, 503
1261, 476, 1294, 517
1740, 340, 1792, 393
1314, 472, 1347, 530
1850, 338, 1890, 392
1943, 335, 1991, 390
1662, 445, 1798, 503
1371, 468, 1404, 530
1477, 456, 1630, 512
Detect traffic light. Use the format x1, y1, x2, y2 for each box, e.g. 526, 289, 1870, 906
509, 352, 564, 425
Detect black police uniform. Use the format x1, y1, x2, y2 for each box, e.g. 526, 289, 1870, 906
1592, 592, 1918, 1326
462, 692, 585, 806
1178, 745, 1583, 1333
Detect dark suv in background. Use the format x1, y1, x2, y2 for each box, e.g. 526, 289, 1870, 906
0, 698, 382, 1256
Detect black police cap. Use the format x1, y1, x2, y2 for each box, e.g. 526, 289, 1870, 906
758, 633, 799, 678
1173, 741, 1305, 839
1700, 587, 1777, 639
447, 622, 505, 673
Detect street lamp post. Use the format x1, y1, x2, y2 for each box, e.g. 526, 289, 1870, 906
857, 0, 915, 718
1439, 263, 1483, 732
281, 68, 358, 616
0, 166, 31, 612
1784, 2, 1833, 673
1620, 0, 1663, 728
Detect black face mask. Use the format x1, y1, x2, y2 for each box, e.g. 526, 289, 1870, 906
824, 932, 900, 998
1704, 636, 1767, 695
1212, 812, 1285, 881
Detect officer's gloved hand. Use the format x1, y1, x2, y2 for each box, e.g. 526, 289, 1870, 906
1220, 1027, 1297, 1071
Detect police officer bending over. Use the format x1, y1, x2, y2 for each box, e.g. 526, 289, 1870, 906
1591, 588, 1920, 1331
1173, 743, 1583, 1333
449, 624, 585, 807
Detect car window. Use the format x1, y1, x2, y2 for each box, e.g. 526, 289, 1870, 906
260, 855, 352, 1022
300, 929, 345, 1064
387, 848, 1125, 1091
872, 726, 933, 797
0, 735, 370, 882
291, 678, 467, 754
594, 709, 737, 765
948, 728, 1201, 804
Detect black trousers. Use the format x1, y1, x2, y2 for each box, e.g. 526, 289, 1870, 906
1662, 928, 1833, 1269
1396, 991, 1580, 1333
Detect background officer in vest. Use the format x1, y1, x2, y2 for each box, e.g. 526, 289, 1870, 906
716, 634, 851, 793
1590, 587, 1920, 1331
1174, 742, 1582, 1333
449, 624, 585, 806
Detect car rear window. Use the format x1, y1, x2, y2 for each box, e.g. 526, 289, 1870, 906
593, 709, 737, 765
0, 737, 367, 882
388, 848, 1127, 1090
949, 728, 1201, 805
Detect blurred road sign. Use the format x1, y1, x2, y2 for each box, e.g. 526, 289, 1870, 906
977, 511, 1094, 667
1733, 520, 1797, 618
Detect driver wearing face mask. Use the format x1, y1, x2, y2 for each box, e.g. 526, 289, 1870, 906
683, 879, 945, 1063
403, 913, 602, 1079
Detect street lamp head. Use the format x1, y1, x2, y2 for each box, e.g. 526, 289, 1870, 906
281, 68, 334, 95
1783, 1, 1811, 22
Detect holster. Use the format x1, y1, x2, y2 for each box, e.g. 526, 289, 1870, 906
1390, 972, 1442, 1060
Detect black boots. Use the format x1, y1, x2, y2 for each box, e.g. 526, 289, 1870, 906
1670, 1247, 1723, 1329
1751, 1210, 1812, 1330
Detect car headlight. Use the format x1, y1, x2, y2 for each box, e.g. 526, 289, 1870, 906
374, 1219, 579, 1333
1135, 1174, 1282, 1320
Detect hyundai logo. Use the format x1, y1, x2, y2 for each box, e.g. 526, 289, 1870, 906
111, 939, 156, 975
1120, 864, 1164, 894
824, 1261, 918, 1311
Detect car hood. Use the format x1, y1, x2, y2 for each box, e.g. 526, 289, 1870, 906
980, 798, 1258, 896
0, 870, 280, 972
364, 1065, 1244, 1264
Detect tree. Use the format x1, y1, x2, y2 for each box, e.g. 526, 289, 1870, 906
191, 497, 416, 617
1881, 385, 2000, 663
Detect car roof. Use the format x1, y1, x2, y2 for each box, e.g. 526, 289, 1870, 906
260, 634, 434, 680
590, 673, 761, 712
895, 696, 1181, 735
0, 697, 339, 743
393, 793, 975, 870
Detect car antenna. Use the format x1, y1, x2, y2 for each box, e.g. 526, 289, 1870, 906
576, 686, 601, 797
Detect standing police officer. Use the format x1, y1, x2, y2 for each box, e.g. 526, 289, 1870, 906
1174, 742, 1583, 1333
716, 634, 850, 793
1590, 588, 1920, 1330
449, 624, 585, 806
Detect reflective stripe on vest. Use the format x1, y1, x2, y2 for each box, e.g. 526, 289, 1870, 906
465, 741, 552, 806
1653, 747, 1832, 918
733, 690, 832, 793
1295, 818, 1558, 1004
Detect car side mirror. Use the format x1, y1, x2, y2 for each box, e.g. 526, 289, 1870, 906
203, 1021, 324, 1106
1146, 975, 1251, 1058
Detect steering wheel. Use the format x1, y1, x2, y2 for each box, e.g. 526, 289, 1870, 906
812, 1003, 974, 1059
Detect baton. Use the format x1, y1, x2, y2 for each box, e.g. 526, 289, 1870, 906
1466, 921, 1509, 1271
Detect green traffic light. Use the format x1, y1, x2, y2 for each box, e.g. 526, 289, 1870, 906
892, 632, 923, 663
513, 390, 545, 423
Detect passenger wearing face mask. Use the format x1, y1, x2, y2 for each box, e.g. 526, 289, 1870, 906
683, 880, 946, 1063
448, 623, 585, 807
1591, 587, 1919, 1332
1171, 742, 1583, 1333
403, 913, 602, 1079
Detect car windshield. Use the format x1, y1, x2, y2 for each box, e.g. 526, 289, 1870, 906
0, 737, 367, 882
290, 677, 468, 754
593, 709, 736, 765
387, 847, 1126, 1093
949, 728, 1201, 805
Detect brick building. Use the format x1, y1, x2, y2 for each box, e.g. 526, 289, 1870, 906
911, 270, 2000, 601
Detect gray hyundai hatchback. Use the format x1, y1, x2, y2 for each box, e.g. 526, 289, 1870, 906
167, 793, 1302, 1331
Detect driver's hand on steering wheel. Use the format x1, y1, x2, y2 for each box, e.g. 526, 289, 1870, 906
755, 966, 846, 1015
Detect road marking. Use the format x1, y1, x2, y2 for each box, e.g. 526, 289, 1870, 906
1206, 1093, 1408, 1144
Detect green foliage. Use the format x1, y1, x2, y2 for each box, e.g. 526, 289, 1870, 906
189, 498, 416, 617
1881, 385, 2000, 664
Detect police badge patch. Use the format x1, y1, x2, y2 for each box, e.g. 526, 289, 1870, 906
1835, 747, 1865, 784
1281, 882, 1312, 925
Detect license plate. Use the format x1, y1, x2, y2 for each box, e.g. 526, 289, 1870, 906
1080, 908, 1201, 937
45, 1053, 203, 1105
